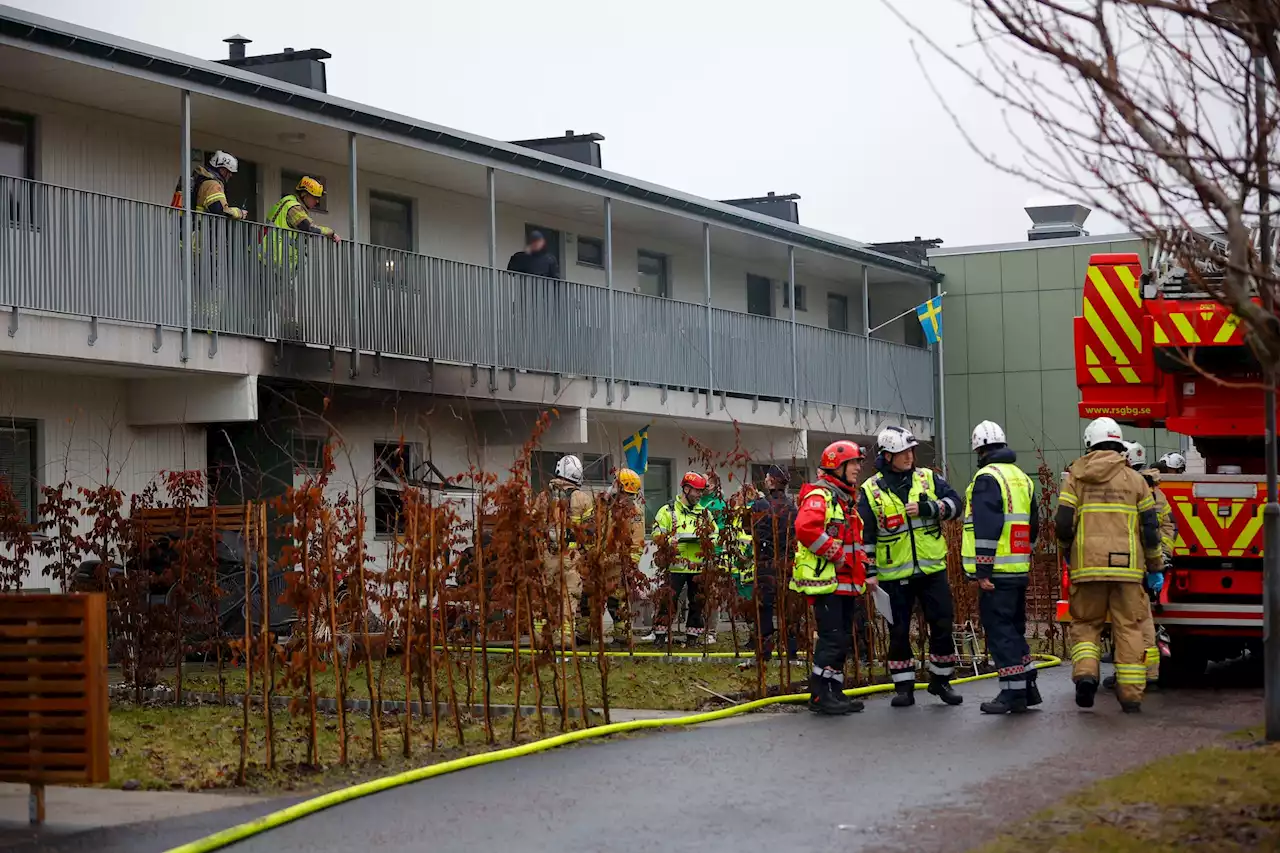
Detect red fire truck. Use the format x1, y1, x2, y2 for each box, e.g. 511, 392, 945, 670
1059, 233, 1274, 680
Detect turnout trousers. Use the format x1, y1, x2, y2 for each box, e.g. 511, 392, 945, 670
1069, 580, 1152, 706
978, 575, 1034, 694
885, 570, 958, 684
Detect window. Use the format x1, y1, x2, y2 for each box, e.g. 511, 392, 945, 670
369, 192, 413, 251
642, 459, 672, 533
531, 452, 613, 493
637, 250, 669, 297
0, 421, 37, 525
746, 274, 773, 317
291, 434, 328, 475
0, 112, 34, 179
749, 464, 808, 488
282, 169, 328, 213
783, 284, 807, 312
577, 235, 605, 268
827, 293, 850, 332
373, 441, 424, 537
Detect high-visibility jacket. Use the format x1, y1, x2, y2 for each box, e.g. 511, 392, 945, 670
1055, 450, 1161, 583
1145, 472, 1177, 559
961, 461, 1035, 577
728, 512, 756, 584
653, 498, 717, 574
792, 477, 864, 596
859, 468, 950, 582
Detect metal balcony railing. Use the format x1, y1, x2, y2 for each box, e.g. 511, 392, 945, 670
0, 176, 935, 419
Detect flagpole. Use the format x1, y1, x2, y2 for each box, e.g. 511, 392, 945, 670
867, 291, 947, 335
934, 281, 947, 478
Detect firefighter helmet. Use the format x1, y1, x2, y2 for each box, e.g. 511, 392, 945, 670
616, 468, 642, 495
1123, 441, 1147, 469
819, 440, 865, 471
680, 471, 709, 492
208, 150, 238, 174
1084, 417, 1124, 450
554, 455, 584, 485
1160, 451, 1187, 471
296, 176, 325, 198
877, 425, 919, 454
970, 420, 1007, 451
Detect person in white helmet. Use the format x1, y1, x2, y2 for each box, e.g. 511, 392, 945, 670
855, 424, 965, 707
191, 150, 247, 220
1155, 451, 1186, 475
534, 454, 596, 646
961, 421, 1040, 714
1057, 418, 1162, 712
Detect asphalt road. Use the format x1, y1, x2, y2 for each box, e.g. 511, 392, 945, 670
7, 665, 1264, 853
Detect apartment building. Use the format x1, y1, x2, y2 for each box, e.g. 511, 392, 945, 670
0, 7, 940, 580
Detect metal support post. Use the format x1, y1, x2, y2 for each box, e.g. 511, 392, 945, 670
789, 246, 798, 423
487, 167, 499, 392
1255, 47, 1280, 741
934, 278, 947, 476
180, 90, 192, 363
348, 131, 360, 378
862, 265, 871, 412
704, 223, 713, 415
605, 197, 615, 404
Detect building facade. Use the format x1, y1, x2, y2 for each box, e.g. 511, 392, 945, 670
930, 211, 1186, 486
0, 8, 940, 585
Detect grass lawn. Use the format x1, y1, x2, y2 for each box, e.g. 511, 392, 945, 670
177, 652, 837, 712
973, 731, 1280, 852
109, 705, 540, 794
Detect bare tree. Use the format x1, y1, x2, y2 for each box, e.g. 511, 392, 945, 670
892, 0, 1279, 364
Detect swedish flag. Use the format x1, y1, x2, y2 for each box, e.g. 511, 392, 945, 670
916, 295, 943, 345
622, 425, 649, 474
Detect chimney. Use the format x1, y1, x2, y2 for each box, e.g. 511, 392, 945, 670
224, 34, 251, 61
1025, 203, 1091, 241
508, 131, 605, 167
719, 192, 802, 224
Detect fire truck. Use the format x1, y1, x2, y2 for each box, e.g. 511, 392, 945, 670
1061, 232, 1277, 680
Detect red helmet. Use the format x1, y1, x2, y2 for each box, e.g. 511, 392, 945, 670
819, 440, 865, 472
680, 471, 709, 490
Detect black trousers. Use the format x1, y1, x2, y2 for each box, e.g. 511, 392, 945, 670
655, 572, 705, 631
885, 570, 957, 679
978, 574, 1031, 689
812, 594, 858, 672
752, 571, 799, 659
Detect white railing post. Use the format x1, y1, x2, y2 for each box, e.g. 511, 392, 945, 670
348, 131, 361, 378
704, 222, 713, 414
789, 245, 798, 423
605, 196, 615, 404
180, 90, 192, 363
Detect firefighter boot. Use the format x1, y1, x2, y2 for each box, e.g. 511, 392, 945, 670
1101, 674, 1117, 690
927, 676, 964, 706
980, 689, 1028, 715
1075, 675, 1098, 708
808, 672, 854, 716
890, 682, 916, 707
1026, 672, 1043, 707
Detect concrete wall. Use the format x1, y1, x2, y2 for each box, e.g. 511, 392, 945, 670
0, 370, 206, 590
0, 85, 920, 339
931, 238, 1180, 486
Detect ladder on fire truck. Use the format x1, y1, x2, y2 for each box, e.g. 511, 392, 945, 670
1145, 227, 1280, 298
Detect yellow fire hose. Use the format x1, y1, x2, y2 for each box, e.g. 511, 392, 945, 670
163, 654, 1062, 853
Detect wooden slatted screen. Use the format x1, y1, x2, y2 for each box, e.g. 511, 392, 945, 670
135, 506, 249, 537
0, 594, 109, 784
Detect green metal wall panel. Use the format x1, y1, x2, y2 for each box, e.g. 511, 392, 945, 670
999, 250, 1039, 293
943, 294, 969, 375
1034, 246, 1076, 291
964, 253, 1002, 294
1005, 370, 1045, 449
1001, 291, 1041, 371
966, 293, 1005, 374
1038, 289, 1078, 370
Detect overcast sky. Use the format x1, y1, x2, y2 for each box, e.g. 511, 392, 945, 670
11, 0, 1128, 247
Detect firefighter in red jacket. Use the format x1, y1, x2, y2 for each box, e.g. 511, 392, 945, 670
791, 440, 870, 715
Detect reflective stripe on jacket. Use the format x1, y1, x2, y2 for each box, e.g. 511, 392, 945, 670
1056, 449, 1161, 583
792, 479, 864, 596
860, 469, 947, 581
962, 461, 1035, 576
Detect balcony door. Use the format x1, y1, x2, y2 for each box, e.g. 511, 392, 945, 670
746, 274, 773, 317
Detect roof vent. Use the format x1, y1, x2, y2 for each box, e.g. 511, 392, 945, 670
223, 35, 251, 61
719, 192, 802, 224
1025, 203, 1091, 241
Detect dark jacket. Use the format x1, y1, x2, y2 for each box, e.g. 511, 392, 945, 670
750, 488, 797, 574
507, 247, 561, 280
855, 455, 962, 574
970, 446, 1038, 580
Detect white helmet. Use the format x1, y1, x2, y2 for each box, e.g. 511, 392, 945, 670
970, 420, 1007, 451
877, 425, 919, 455
1084, 417, 1124, 450
208, 150, 239, 174
1123, 441, 1147, 469
554, 454, 584, 485
1160, 451, 1186, 470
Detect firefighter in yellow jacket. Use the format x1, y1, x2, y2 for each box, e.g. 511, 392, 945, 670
534, 454, 595, 646
650, 472, 718, 646
582, 468, 646, 643
1056, 418, 1163, 712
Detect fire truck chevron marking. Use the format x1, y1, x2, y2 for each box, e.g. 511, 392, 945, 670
1213, 313, 1242, 343
1083, 298, 1128, 365
1089, 266, 1142, 349
1169, 312, 1199, 343
1153, 320, 1170, 344
1168, 495, 1262, 557
1112, 263, 1140, 304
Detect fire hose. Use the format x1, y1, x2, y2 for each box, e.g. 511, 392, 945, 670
162, 652, 1062, 853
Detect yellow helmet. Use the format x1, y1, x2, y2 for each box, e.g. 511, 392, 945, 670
616, 468, 642, 495
296, 176, 325, 199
